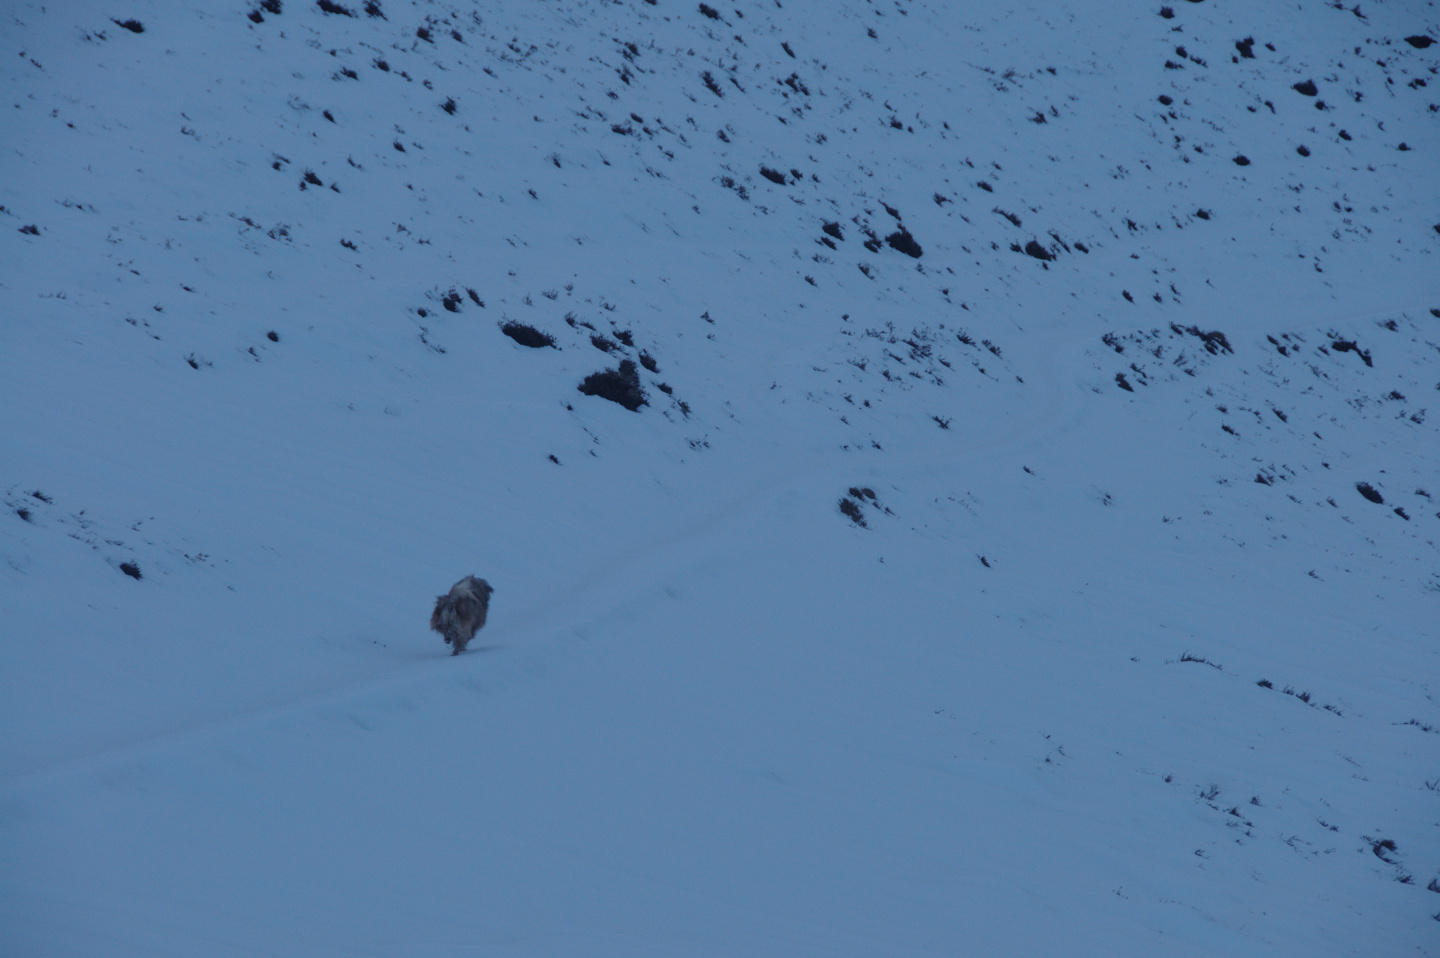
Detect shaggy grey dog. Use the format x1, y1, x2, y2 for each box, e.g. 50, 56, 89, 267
430, 576, 494, 655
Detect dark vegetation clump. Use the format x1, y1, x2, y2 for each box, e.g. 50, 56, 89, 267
638, 351, 659, 373
1404, 35, 1434, 49
822, 221, 844, 240
112, 18, 145, 32
1293, 79, 1318, 96
698, 3, 720, 19
578, 359, 646, 411
702, 71, 724, 97
1329, 337, 1372, 366
267, 330, 280, 342
886, 229, 922, 258
760, 166, 788, 185
260, 0, 282, 11
18, 224, 40, 235
1235, 37, 1255, 58
1160, 6, 1174, 18
1173, 324, 1232, 354
839, 497, 867, 527
1233, 155, 1250, 166
442, 290, 462, 312
364, 1, 384, 17
1023, 239, 1053, 261
441, 97, 456, 115
119, 561, 142, 579
316, 0, 354, 15
1356, 482, 1384, 504
501, 321, 555, 349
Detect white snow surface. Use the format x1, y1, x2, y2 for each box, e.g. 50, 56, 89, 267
2, 0, 1438, 954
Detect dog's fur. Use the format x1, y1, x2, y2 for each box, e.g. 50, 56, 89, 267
430, 575, 493, 655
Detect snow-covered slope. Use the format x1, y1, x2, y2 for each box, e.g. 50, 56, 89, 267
2, 1, 1438, 954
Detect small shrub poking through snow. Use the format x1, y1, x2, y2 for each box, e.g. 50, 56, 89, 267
839, 497, 867, 527
886, 229, 922, 258
119, 561, 142, 580
578, 359, 646, 411
1023, 239, 1053, 261
500, 321, 556, 349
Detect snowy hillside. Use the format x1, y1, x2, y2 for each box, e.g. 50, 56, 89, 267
2, 0, 1438, 954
